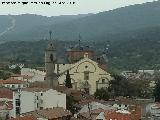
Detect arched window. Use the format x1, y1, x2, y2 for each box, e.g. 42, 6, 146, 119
50, 54, 53, 61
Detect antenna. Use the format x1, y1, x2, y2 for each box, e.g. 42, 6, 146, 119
78, 33, 82, 50
49, 30, 52, 40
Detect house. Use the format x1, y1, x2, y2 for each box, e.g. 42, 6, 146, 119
146, 102, 160, 119
21, 68, 45, 82
0, 78, 29, 90
0, 87, 66, 118
78, 101, 115, 114
23, 107, 72, 120
19, 88, 66, 114
11, 74, 33, 82
104, 104, 141, 120
105, 110, 132, 120
56, 53, 112, 95
76, 102, 115, 120
78, 108, 105, 120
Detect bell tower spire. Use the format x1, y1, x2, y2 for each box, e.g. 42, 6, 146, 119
45, 31, 58, 88
49, 30, 52, 40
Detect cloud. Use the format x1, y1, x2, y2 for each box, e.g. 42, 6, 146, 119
0, 0, 156, 16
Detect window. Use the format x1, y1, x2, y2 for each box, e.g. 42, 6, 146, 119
41, 93, 43, 96
15, 99, 20, 106
102, 79, 105, 83
37, 96, 39, 100
84, 71, 89, 80
85, 65, 88, 68
50, 54, 53, 61
16, 107, 20, 115
18, 85, 21, 88
12, 85, 15, 88
37, 103, 39, 108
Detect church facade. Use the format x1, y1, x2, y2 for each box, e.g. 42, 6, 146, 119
54, 53, 113, 95
44, 39, 112, 94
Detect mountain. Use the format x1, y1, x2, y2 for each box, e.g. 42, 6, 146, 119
0, 14, 92, 42
50, 0, 160, 41
1, 1, 160, 70
0, 1, 160, 41
1, 1, 160, 42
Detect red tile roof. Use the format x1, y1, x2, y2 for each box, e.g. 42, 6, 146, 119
0, 87, 13, 99
25, 107, 72, 119
105, 105, 141, 120
79, 108, 105, 120
10, 74, 22, 77
22, 87, 50, 92
0, 78, 25, 84
11, 74, 33, 79
8, 115, 37, 120
105, 110, 132, 120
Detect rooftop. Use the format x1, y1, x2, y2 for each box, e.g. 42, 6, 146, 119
0, 78, 25, 84
24, 107, 71, 119
8, 115, 37, 120
0, 87, 13, 99
22, 87, 51, 92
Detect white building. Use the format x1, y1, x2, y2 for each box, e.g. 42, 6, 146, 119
0, 78, 29, 90
0, 87, 66, 119
56, 53, 112, 94
21, 68, 45, 82
146, 103, 160, 119
19, 88, 66, 114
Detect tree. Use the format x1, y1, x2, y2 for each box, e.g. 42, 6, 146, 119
65, 70, 72, 88
108, 74, 130, 97
66, 96, 78, 114
109, 73, 153, 98
0, 71, 11, 80
12, 66, 21, 74
94, 88, 110, 101
154, 79, 160, 102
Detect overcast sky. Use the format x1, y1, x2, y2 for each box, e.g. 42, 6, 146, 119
0, 0, 157, 16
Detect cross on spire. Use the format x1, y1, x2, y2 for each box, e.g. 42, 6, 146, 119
79, 33, 82, 50
49, 30, 52, 40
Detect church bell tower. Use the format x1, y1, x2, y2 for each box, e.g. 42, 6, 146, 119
45, 31, 58, 88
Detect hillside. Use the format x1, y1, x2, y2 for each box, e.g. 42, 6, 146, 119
0, 1, 160, 70
0, 1, 160, 42
0, 14, 92, 42
1, 27, 160, 70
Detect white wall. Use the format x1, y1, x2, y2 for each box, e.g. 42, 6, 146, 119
19, 89, 66, 114
42, 89, 66, 109
10, 92, 19, 118
21, 68, 45, 82
20, 91, 35, 114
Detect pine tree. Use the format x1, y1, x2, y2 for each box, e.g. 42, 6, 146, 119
65, 70, 72, 88
154, 79, 160, 102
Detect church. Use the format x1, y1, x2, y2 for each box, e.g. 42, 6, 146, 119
44, 35, 112, 94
